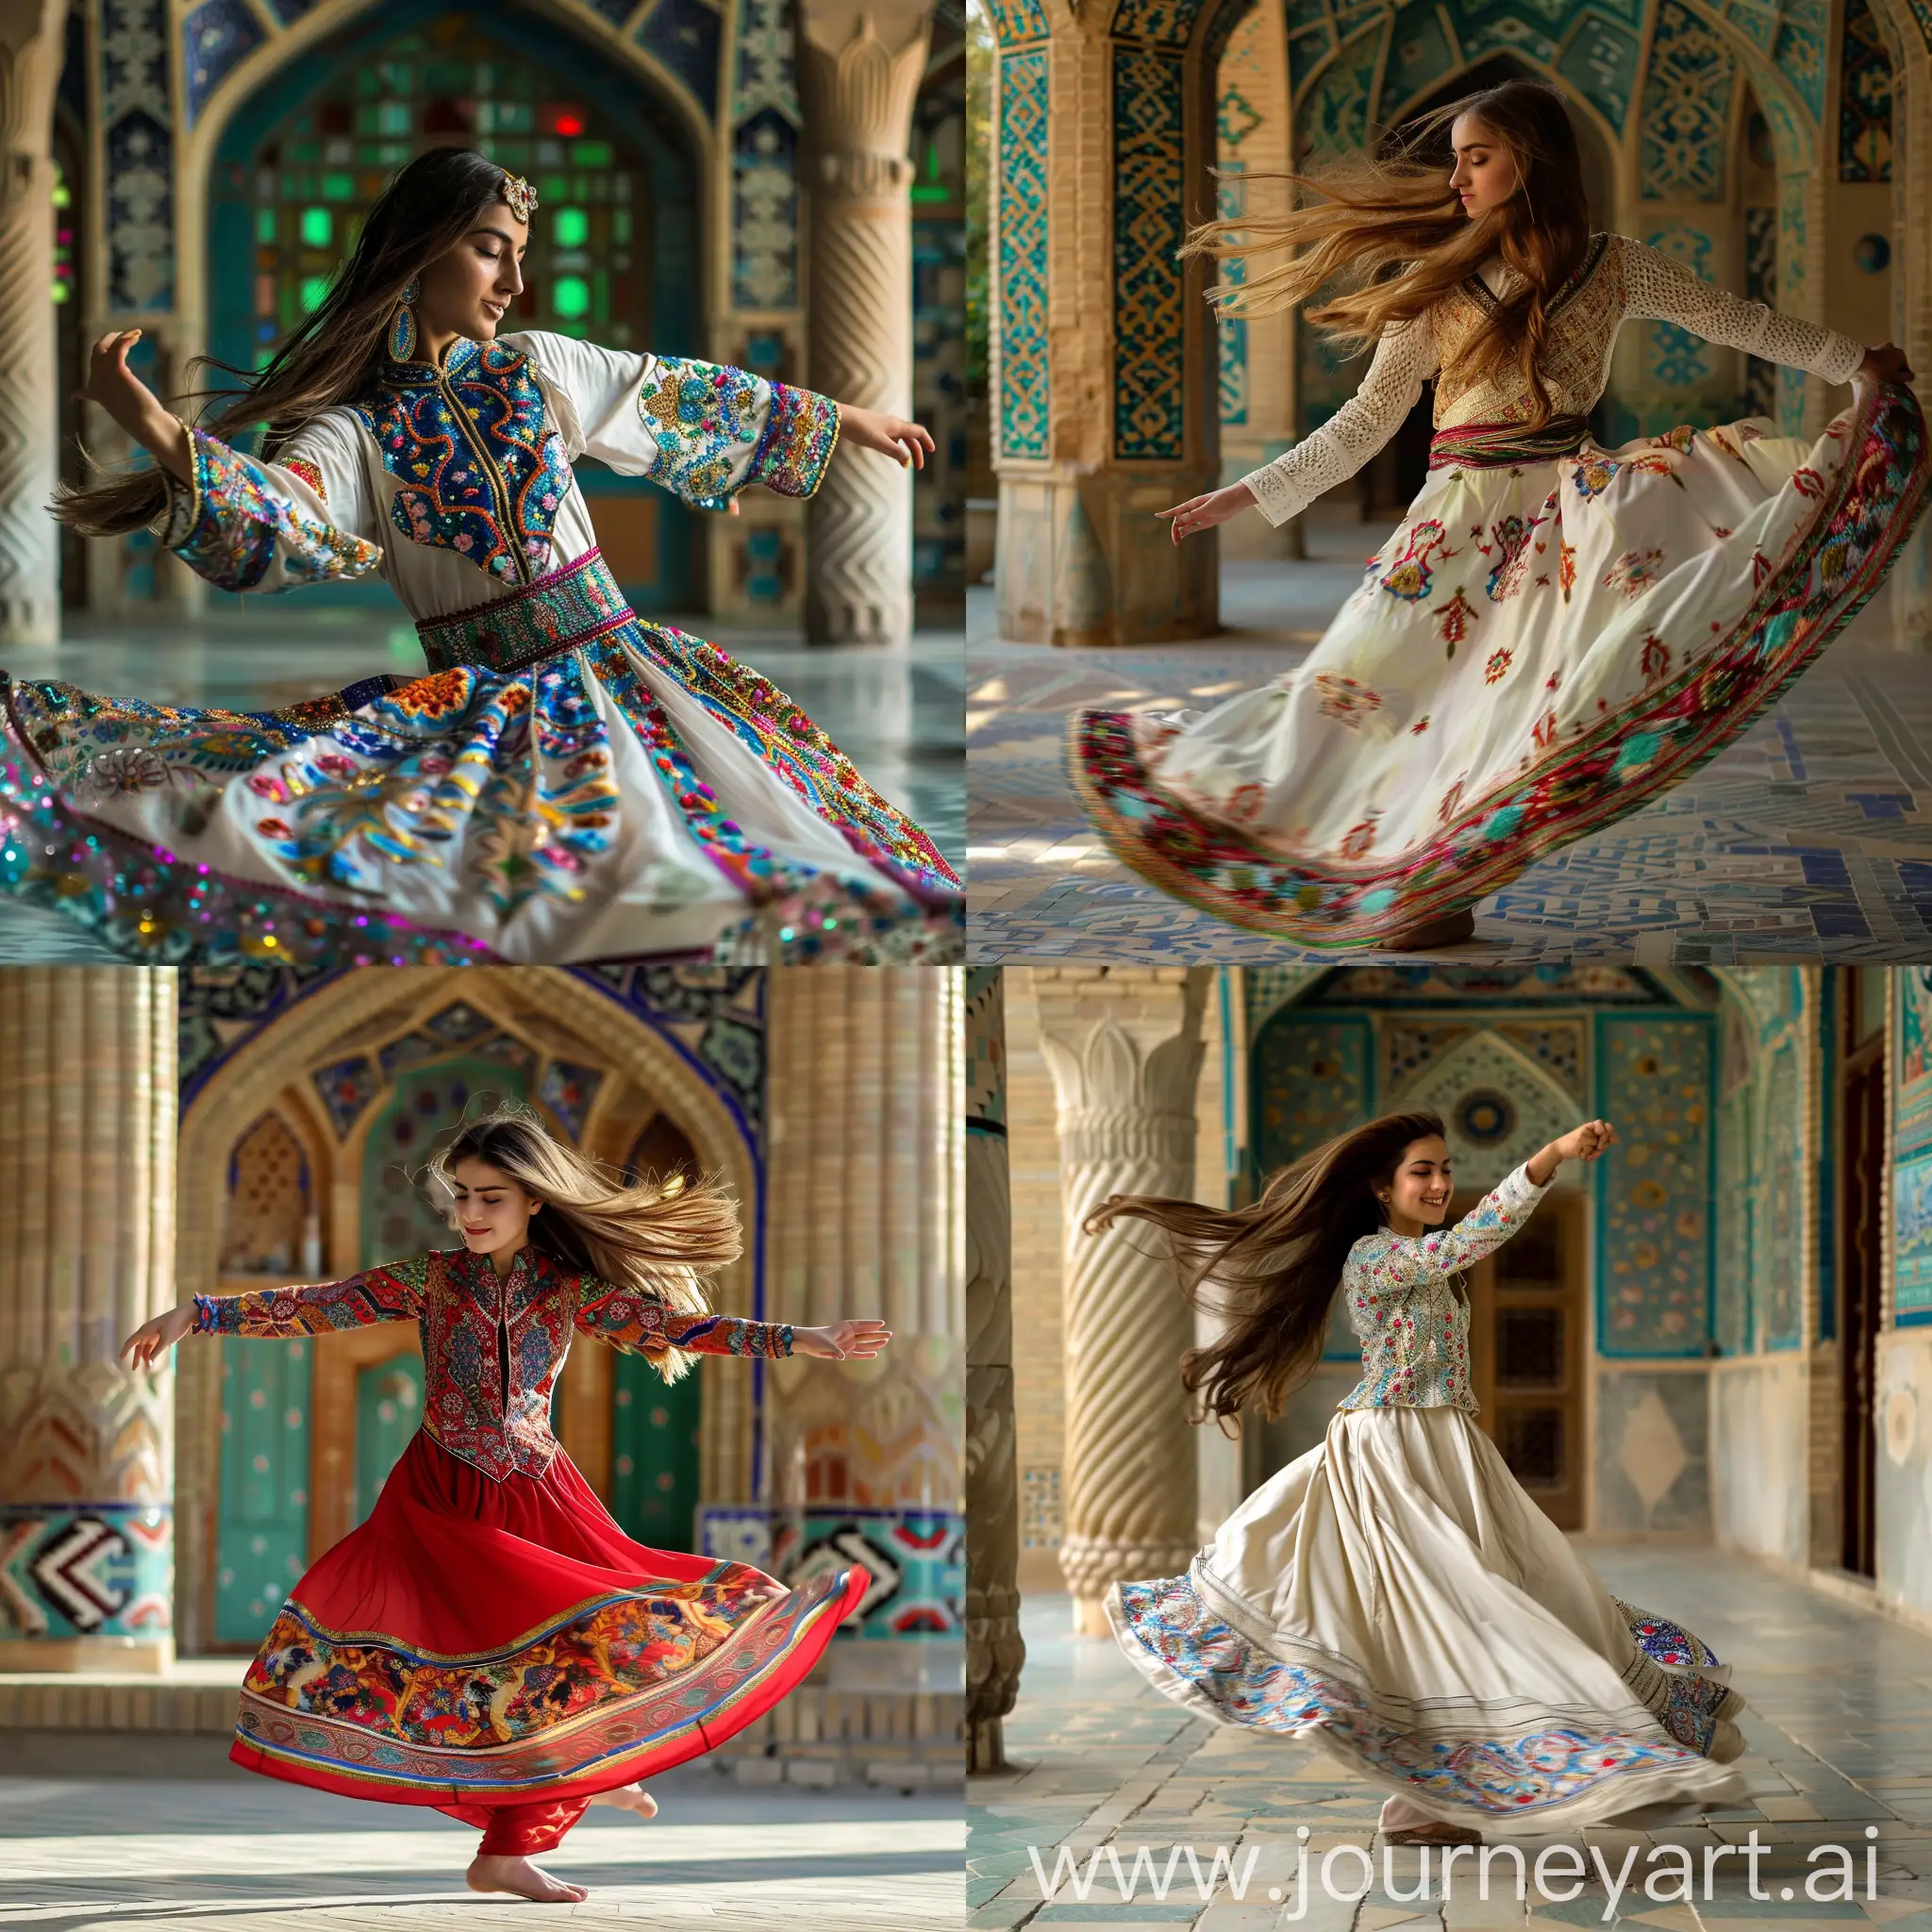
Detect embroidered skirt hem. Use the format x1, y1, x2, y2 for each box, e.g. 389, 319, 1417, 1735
1070, 382, 1930, 945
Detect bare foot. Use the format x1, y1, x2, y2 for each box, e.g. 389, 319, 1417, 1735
466, 1853, 590, 1903
591, 1781, 659, 1819
1384, 908, 1477, 951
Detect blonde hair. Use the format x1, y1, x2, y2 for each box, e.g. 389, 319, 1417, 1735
1189, 78, 1592, 427
427, 1100, 742, 1385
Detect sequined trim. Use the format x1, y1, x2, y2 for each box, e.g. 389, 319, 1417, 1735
751, 382, 841, 499
417, 549, 635, 674
280, 456, 326, 504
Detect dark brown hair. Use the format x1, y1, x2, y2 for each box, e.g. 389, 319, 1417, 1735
1083, 1109, 1448, 1432
1185, 78, 1592, 425
56, 147, 525, 539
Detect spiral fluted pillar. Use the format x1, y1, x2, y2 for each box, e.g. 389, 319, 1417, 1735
0, 968, 178, 1669
966, 968, 1023, 1770
1032, 969, 1206, 1635
797, 0, 932, 644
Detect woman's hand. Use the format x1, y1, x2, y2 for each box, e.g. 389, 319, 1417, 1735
1157, 482, 1256, 545
791, 1317, 893, 1360
75, 328, 192, 483
119, 1302, 194, 1372
1527, 1120, 1616, 1185
1855, 343, 1914, 396
839, 407, 935, 470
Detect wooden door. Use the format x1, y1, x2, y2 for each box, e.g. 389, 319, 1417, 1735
1840, 973, 1888, 1577
1459, 1187, 1587, 1528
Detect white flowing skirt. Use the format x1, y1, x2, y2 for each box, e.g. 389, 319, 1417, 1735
1108, 1405, 1748, 1833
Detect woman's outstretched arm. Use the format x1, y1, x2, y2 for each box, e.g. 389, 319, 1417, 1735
75, 328, 383, 593
573, 1277, 892, 1363
1619, 239, 1909, 392
1158, 316, 1440, 541
119, 1259, 431, 1366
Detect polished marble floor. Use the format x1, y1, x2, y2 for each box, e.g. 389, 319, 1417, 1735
969, 1555, 1932, 1929
966, 513, 1932, 962
0, 1752, 963, 1928
0, 606, 964, 965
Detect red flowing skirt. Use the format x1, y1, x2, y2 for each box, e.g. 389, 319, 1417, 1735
225, 1427, 865, 1817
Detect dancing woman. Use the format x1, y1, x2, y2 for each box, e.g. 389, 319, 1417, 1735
119, 1104, 889, 1905
1090, 1110, 1747, 1843
1074, 78, 1929, 949
6, 147, 959, 969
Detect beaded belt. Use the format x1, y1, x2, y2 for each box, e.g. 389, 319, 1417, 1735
1427, 415, 1591, 470
417, 547, 634, 675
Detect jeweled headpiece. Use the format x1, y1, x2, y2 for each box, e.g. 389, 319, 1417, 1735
500, 173, 538, 223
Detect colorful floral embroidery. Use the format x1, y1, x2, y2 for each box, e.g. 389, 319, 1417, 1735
417, 546, 634, 675
1484, 646, 1513, 684
349, 339, 571, 585
1338, 1166, 1544, 1414
635, 357, 840, 508
1640, 634, 1672, 684
1378, 519, 1450, 601
233, 1568, 856, 1796
1604, 547, 1668, 598
1614, 1598, 1721, 1672
1113, 1565, 1730, 1820
1313, 674, 1382, 727
280, 456, 326, 504
162, 430, 381, 592
192, 1245, 792, 1483
1067, 382, 1930, 947
1483, 514, 1535, 602
1436, 588, 1478, 654
1572, 456, 1620, 501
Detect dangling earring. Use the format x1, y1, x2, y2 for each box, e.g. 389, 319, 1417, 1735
388, 277, 421, 361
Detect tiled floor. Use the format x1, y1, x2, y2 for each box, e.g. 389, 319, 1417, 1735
0, 1754, 964, 1928
0, 607, 964, 964
970, 1552, 1932, 1930
965, 516, 1932, 962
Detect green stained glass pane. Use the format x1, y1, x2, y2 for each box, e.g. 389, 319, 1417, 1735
300, 275, 331, 314
492, 141, 531, 166
557, 321, 590, 339
299, 207, 332, 247
322, 172, 355, 201
553, 275, 590, 320
256, 207, 276, 243
591, 269, 608, 321
539, 174, 568, 202
555, 207, 589, 248
376, 101, 411, 136
569, 142, 612, 168
612, 208, 631, 245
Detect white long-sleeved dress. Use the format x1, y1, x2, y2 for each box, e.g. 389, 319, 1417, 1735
1109, 1164, 1750, 1832
0, 332, 960, 966
1074, 235, 1929, 945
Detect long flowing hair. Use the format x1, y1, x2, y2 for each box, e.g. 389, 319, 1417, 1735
1083, 1109, 1447, 1432
55, 147, 525, 540
426, 1101, 743, 1385
1187, 77, 1591, 425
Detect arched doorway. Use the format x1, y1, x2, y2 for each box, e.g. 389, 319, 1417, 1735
204, 3, 707, 613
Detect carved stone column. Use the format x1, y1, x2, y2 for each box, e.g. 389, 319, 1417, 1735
1032, 968, 1205, 1634
797, 0, 933, 644
0, 1, 69, 643
765, 968, 962, 1663
966, 967, 1023, 1771
0, 967, 178, 1668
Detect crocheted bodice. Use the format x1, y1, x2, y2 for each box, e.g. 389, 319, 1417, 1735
1335, 1163, 1551, 1414
1242, 233, 1868, 527
192, 1244, 791, 1483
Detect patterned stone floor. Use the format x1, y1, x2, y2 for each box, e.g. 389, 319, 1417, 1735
0, 607, 964, 964
966, 514, 1932, 962
969, 1551, 1932, 1930
0, 1754, 964, 1928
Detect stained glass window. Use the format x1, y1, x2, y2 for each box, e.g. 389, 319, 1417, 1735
242, 27, 649, 369
51, 160, 74, 304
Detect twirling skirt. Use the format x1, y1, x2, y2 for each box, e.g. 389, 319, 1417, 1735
226, 1427, 864, 1817
1108, 1406, 1747, 1833
1074, 383, 1931, 945
0, 553, 961, 966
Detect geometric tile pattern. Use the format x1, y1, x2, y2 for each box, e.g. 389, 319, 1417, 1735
1640, 0, 1735, 199
1113, 44, 1188, 460
1839, 0, 1894, 182
102, 0, 174, 310
999, 47, 1052, 459
966, 527, 1932, 966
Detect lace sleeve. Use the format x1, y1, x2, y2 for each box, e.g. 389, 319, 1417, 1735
1238, 317, 1438, 527
1619, 238, 1866, 385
